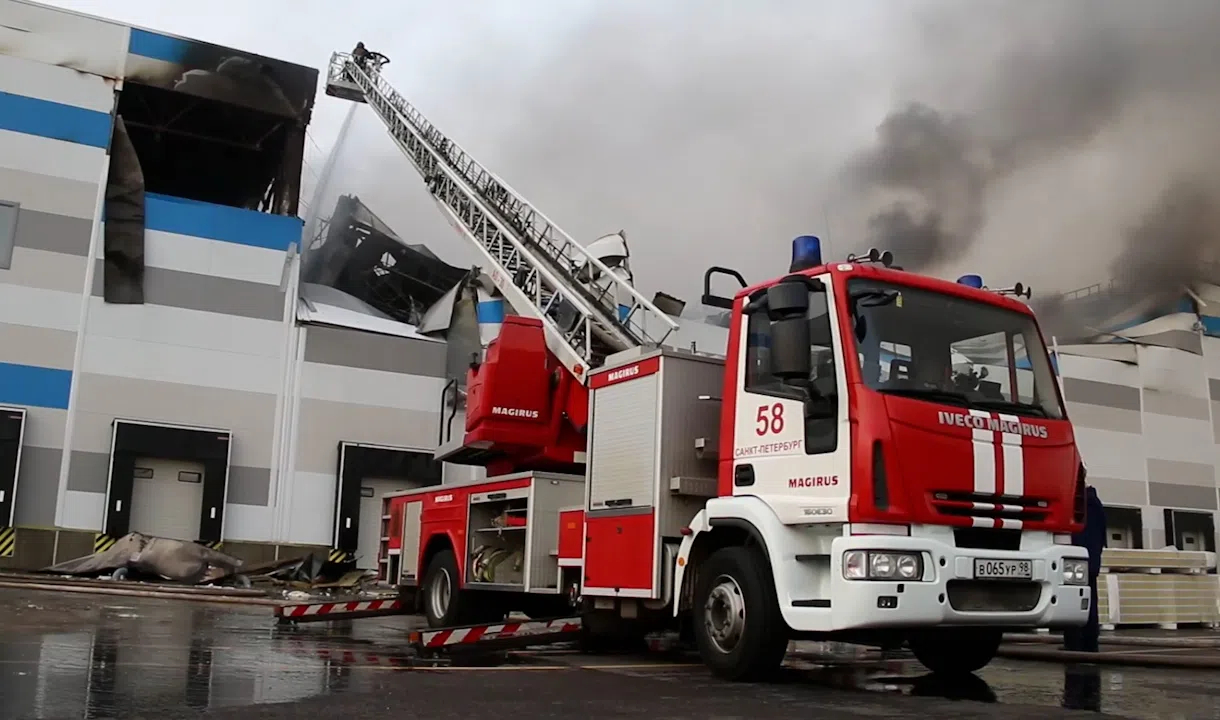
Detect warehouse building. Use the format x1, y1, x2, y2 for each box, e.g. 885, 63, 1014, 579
0, 0, 459, 570
1045, 282, 1220, 553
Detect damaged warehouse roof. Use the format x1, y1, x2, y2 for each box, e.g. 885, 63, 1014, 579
297, 194, 731, 355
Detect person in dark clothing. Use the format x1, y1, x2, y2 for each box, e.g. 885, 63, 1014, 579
1064, 485, 1107, 652
352, 42, 370, 68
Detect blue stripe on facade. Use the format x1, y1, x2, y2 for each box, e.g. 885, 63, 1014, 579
0, 362, 72, 410
476, 300, 505, 324
127, 28, 192, 63
0, 91, 112, 148
145, 193, 302, 251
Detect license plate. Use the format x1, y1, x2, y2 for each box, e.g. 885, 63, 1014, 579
973, 558, 1032, 580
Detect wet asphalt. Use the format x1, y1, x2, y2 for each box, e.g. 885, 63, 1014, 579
1, 589, 1218, 719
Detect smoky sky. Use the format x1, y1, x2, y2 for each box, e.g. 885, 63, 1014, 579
315, 0, 1220, 310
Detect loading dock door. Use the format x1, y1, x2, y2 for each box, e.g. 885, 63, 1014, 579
0, 407, 24, 527
104, 421, 231, 543
333, 442, 442, 555
129, 459, 207, 541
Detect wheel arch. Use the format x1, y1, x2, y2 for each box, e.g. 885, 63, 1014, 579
421, 533, 457, 582
674, 512, 773, 617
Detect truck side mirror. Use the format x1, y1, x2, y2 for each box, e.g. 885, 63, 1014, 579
767, 281, 812, 380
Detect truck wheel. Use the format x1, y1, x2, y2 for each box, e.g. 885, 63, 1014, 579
693, 546, 789, 681
422, 549, 465, 627
909, 627, 1003, 675
421, 549, 506, 627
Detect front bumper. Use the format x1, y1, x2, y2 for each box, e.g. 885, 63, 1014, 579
792, 534, 1091, 632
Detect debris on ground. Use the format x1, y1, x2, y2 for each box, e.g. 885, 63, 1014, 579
39, 533, 247, 586
218, 551, 393, 601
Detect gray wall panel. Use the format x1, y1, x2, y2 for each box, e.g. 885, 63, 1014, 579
227, 466, 271, 506
14, 446, 61, 527
13, 209, 93, 256
303, 325, 446, 377
1062, 377, 1142, 411
1148, 482, 1218, 511
91, 260, 285, 321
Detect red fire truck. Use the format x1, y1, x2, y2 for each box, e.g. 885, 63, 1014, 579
328, 51, 1091, 681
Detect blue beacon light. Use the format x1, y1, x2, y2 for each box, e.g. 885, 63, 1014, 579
790, 235, 823, 273
956, 274, 984, 288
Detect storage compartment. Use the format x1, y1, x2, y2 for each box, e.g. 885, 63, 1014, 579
463, 473, 585, 592
468, 492, 529, 588
584, 510, 656, 592
587, 349, 723, 537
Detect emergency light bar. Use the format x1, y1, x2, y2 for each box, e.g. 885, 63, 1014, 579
790, 235, 823, 273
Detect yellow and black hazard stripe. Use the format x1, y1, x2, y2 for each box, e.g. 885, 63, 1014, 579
327, 549, 351, 564
0, 526, 14, 558
93, 533, 117, 554
198, 540, 224, 551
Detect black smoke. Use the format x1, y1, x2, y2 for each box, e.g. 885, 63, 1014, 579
844, 0, 1220, 303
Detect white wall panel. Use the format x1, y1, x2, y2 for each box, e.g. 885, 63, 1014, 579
0, 53, 115, 112
80, 333, 284, 396
60, 489, 104, 531
0, 0, 130, 79
0, 129, 106, 183
1076, 427, 1147, 483
225, 503, 274, 543
1139, 345, 1208, 396
0, 247, 90, 294
85, 298, 284, 358
20, 407, 66, 448
299, 361, 445, 412
0, 283, 83, 332
284, 471, 334, 546
1143, 414, 1215, 467
1202, 337, 1220, 377
0, 166, 98, 219
100, 229, 287, 286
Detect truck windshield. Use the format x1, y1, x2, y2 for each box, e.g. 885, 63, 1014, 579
847, 279, 1064, 420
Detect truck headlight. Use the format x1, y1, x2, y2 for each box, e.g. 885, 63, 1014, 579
844, 550, 923, 581
1062, 558, 1088, 586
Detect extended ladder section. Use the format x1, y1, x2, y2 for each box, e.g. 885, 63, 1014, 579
326, 53, 678, 380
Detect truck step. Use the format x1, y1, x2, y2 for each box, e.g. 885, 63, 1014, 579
276, 598, 408, 624
410, 616, 582, 653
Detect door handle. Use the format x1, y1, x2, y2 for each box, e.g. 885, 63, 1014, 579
734, 464, 755, 487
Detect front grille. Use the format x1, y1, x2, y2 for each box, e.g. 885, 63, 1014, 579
930, 491, 1051, 526
947, 580, 1042, 612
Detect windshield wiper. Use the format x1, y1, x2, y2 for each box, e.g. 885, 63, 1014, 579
876, 387, 973, 408
968, 398, 1048, 418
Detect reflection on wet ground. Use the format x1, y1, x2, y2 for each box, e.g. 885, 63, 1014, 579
0, 591, 425, 719
2, 589, 1220, 719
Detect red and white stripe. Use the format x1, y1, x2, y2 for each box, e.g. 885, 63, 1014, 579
417, 617, 581, 649
969, 410, 1026, 529
279, 598, 404, 619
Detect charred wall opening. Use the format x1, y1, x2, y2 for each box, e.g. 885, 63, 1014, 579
303, 195, 467, 324
114, 82, 304, 212
102, 43, 318, 304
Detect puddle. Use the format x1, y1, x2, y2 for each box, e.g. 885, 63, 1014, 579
0, 595, 419, 719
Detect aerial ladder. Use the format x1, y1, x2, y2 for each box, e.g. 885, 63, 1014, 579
323, 52, 679, 383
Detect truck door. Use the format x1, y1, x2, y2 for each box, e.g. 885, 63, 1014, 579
730, 274, 853, 524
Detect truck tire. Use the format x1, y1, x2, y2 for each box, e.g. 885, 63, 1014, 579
909, 627, 1003, 675
693, 545, 789, 681
421, 548, 505, 627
